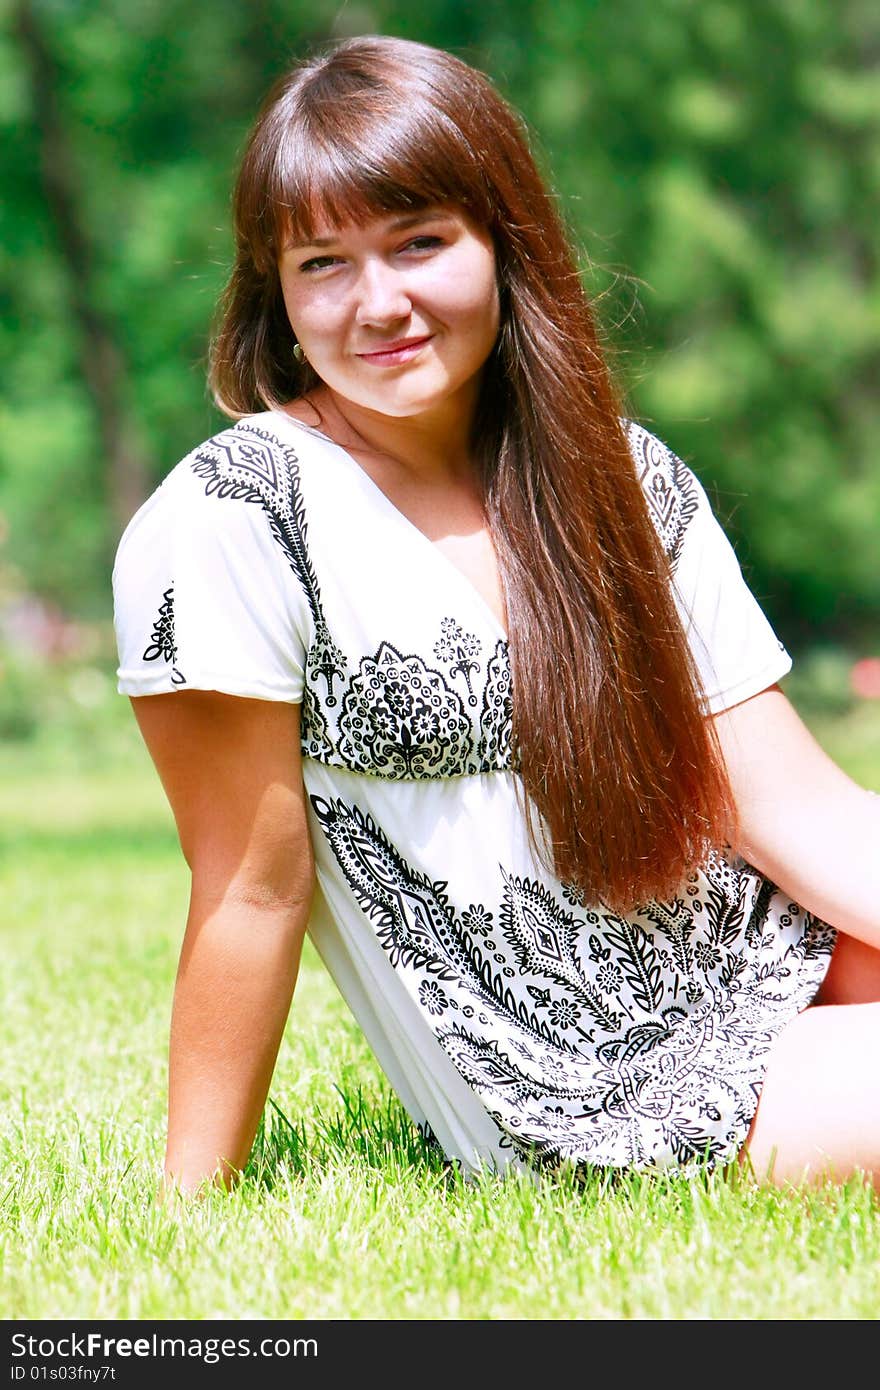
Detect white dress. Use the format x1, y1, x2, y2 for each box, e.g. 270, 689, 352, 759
113, 411, 834, 1175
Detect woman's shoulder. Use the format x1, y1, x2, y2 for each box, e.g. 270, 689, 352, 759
115, 410, 337, 556
623, 418, 698, 489
622, 418, 707, 569
180, 408, 339, 494
112, 409, 317, 702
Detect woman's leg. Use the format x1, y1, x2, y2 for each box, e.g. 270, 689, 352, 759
741, 1001, 880, 1188
813, 929, 880, 1005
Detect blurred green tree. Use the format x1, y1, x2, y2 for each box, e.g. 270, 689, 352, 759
1, 0, 877, 647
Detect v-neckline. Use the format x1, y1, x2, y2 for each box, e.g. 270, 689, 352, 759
270, 409, 509, 643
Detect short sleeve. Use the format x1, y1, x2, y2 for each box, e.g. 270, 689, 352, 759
627, 421, 792, 716
112, 435, 310, 703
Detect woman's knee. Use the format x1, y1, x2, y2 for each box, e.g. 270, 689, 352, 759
741, 1002, 880, 1189
813, 930, 880, 1007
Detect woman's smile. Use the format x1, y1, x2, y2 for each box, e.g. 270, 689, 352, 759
355, 333, 435, 366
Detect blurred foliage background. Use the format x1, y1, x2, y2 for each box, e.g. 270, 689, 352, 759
1, 0, 879, 747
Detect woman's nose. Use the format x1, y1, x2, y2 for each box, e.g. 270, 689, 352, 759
354, 258, 411, 326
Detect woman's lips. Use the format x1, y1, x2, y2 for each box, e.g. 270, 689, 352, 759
355, 335, 433, 366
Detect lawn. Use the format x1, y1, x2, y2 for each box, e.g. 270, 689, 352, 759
1, 692, 879, 1321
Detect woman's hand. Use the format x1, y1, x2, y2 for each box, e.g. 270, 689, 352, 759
131, 691, 315, 1196
713, 683, 880, 948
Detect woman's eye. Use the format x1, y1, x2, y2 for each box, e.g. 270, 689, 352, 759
402, 235, 444, 253
299, 255, 339, 273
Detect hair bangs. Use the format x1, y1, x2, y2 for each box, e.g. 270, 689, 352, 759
268, 96, 495, 252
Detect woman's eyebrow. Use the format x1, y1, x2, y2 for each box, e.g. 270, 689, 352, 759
387, 210, 455, 231
286, 209, 455, 250
286, 233, 338, 249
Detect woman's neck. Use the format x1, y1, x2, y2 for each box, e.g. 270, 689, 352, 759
297, 384, 479, 485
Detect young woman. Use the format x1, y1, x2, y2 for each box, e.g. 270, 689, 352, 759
113, 35, 880, 1196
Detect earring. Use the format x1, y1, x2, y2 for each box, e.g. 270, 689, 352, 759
293, 342, 305, 364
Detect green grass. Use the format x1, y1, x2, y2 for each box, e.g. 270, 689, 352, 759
2, 700, 880, 1321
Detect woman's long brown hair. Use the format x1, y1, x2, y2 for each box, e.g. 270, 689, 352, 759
209, 35, 735, 912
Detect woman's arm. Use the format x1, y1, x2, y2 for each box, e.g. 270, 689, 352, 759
713, 684, 880, 945
131, 690, 315, 1196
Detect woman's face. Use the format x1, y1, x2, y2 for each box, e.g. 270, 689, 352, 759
277, 204, 500, 426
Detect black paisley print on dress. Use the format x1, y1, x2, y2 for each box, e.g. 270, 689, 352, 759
310, 794, 834, 1171
625, 419, 699, 572
189, 421, 512, 777
143, 586, 186, 685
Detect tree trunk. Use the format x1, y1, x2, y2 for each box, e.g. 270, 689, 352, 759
13, 0, 150, 532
